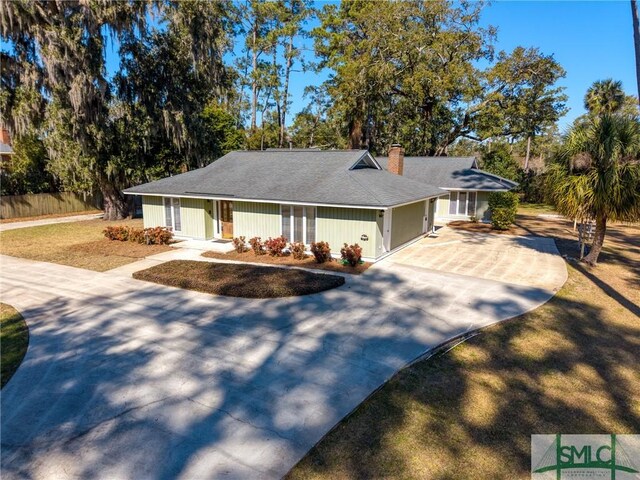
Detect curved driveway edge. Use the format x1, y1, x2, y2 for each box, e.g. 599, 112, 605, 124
0, 235, 566, 479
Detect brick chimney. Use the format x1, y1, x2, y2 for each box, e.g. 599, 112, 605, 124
0, 128, 11, 145
388, 144, 404, 175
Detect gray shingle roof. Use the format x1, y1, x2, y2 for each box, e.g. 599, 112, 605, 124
125, 150, 444, 208
377, 156, 518, 190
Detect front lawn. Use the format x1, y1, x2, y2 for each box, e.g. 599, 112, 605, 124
0, 219, 173, 272
202, 250, 371, 275
1, 304, 29, 388
133, 260, 346, 298
287, 214, 640, 479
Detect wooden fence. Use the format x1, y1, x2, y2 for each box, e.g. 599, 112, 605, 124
0, 192, 102, 219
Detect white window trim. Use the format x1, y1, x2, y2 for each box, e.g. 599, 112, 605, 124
280, 204, 316, 245
445, 191, 477, 218
163, 196, 182, 233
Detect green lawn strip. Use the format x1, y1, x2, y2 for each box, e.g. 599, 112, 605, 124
1, 304, 29, 389
518, 202, 559, 214
133, 260, 345, 298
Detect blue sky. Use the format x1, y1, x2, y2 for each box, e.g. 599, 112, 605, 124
271, 0, 638, 131
7, 1, 638, 131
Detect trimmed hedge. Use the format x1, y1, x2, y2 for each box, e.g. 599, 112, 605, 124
488, 192, 519, 230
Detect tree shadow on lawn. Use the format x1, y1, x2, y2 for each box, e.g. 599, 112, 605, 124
288, 278, 640, 479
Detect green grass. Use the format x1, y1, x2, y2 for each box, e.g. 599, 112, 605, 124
286, 218, 640, 479
518, 202, 558, 214
1, 304, 29, 388
133, 260, 346, 298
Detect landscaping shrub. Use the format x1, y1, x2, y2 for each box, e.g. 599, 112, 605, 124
128, 228, 146, 244
289, 242, 307, 260
233, 236, 247, 253
103, 225, 130, 241
144, 227, 173, 245
488, 191, 519, 230
249, 236, 265, 255
340, 243, 363, 267
311, 241, 332, 263
104, 225, 173, 245
265, 236, 288, 256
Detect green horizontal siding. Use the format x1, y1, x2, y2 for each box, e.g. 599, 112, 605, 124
390, 201, 425, 250
316, 207, 380, 259
234, 201, 280, 239
142, 196, 164, 228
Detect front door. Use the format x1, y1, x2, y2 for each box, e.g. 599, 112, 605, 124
220, 201, 233, 239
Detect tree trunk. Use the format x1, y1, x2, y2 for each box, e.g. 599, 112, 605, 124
348, 117, 362, 149
632, 0, 640, 105
251, 24, 258, 130
101, 181, 129, 220
582, 214, 607, 266
280, 35, 294, 148
524, 135, 532, 171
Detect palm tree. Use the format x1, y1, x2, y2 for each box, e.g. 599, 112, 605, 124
584, 79, 625, 115
546, 114, 640, 265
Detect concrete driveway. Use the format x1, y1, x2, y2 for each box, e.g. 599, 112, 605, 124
0, 234, 566, 479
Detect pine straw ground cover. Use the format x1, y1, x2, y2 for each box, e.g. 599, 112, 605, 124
0, 219, 173, 272
202, 250, 371, 275
133, 260, 345, 298
286, 211, 640, 479
1, 304, 29, 388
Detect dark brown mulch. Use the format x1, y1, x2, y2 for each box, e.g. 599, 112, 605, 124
133, 260, 346, 298
202, 250, 371, 275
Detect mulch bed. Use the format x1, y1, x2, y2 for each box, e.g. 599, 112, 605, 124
202, 250, 371, 275
133, 260, 346, 298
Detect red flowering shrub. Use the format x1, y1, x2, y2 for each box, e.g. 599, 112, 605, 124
265, 236, 288, 256
103, 225, 173, 245
289, 242, 307, 260
144, 227, 173, 245
310, 241, 332, 263
249, 237, 265, 255
233, 236, 247, 253
103, 225, 130, 241
340, 243, 363, 267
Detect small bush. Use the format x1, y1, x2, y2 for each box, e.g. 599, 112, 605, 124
128, 228, 146, 244
289, 242, 307, 260
144, 227, 173, 245
103, 225, 130, 242
104, 225, 173, 245
488, 191, 519, 230
311, 241, 332, 263
249, 237, 265, 255
265, 236, 288, 256
233, 236, 247, 253
340, 243, 363, 267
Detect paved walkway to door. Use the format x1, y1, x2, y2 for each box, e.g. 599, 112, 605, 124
0, 234, 566, 479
